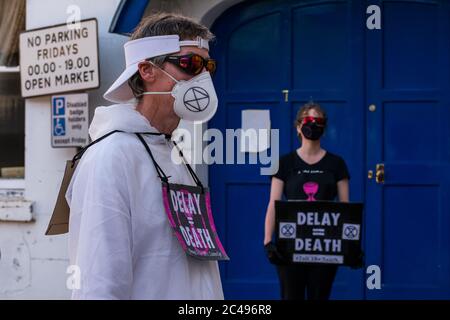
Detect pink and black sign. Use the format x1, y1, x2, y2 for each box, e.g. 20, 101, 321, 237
162, 183, 229, 261
275, 200, 364, 267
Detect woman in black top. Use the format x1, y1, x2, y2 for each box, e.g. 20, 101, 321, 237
264, 102, 350, 300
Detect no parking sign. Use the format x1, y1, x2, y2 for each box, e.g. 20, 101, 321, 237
51, 93, 89, 148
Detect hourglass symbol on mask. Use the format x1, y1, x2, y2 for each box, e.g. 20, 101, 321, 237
303, 182, 319, 201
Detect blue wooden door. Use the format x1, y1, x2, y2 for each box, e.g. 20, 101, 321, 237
365, 0, 450, 299
209, 0, 365, 299
209, 0, 290, 299
209, 0, 450, 299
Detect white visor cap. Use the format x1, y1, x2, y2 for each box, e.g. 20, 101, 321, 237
103, 35, 210, 103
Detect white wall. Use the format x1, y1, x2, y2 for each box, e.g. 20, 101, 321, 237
0, 0, 126, 299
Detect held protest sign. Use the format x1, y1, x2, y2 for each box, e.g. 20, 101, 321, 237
162, 183, 229, 261
19, 19, 99, 98
275, 200, 363, 266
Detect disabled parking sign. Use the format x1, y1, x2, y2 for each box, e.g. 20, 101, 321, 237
51, 93, 89, 148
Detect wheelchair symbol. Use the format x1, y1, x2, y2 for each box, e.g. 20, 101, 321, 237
53, 118, 66, 136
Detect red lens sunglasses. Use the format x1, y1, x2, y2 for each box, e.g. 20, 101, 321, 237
164, 53, 217, 76
302, 116, 327, 126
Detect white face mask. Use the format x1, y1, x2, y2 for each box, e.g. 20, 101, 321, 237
139, 62, 218, 123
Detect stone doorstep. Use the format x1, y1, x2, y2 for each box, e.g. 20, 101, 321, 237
0, 200, 34, 222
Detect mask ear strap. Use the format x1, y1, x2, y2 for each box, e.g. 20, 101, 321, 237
138, 92, 171, 96
147, 60, 179, 83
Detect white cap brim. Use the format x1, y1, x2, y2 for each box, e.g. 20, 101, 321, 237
103, 35, 210, 103
103, 61, 140, 103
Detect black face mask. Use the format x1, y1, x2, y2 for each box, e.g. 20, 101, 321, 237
301, 122, 324, 141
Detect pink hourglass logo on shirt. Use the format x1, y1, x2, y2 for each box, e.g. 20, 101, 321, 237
303, 182, 319, 201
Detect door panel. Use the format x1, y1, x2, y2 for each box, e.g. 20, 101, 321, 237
289, 0, 366, 299
209, 0, 450, 299
383, 102, 440, 162
210, 0, 365, 299
382, 2, 438, 90
210, 0, 290, 299
227, 13, 284, 92
383, 185, 440, 286
292, 2, 349, 90
365, 0, 450, 299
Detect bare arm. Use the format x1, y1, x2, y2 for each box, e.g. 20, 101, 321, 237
337, 178, 349, 202
264, 177, 284, 245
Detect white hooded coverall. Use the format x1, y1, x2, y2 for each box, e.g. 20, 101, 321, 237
66, 104, 224, 299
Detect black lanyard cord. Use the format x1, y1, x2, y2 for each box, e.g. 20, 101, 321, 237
172, 139, 204, 191
71, 130, 123, 167
136, 132, 172, 140
136, 133, 204, 192
135, 133, 170, 183
70, 130, 203, 190
71, 130, 167, 168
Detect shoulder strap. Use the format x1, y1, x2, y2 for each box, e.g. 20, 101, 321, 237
135, 133, 170, 183
71, 130, 122, 167
71, 130, 166, 168
135, 133, 205, 192
172, 139, 204, 191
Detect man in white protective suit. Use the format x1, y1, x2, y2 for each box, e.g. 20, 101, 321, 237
66, 13, 224, 299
